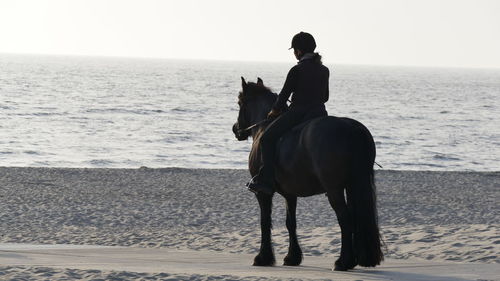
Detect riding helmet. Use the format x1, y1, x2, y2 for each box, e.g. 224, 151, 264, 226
289, 32, 316, 53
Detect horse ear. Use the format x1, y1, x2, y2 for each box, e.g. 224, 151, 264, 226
241, 77, 248, 91
257, 77, 263, 86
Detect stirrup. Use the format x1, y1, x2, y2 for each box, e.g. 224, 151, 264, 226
246, 177, 274, 195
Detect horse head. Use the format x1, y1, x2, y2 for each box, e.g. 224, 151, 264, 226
232, 77, 276, 141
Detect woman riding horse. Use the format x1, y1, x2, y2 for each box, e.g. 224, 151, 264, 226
247, 32, 330, 195
234, 32, 383, 270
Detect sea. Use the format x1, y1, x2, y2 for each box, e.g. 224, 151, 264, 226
0, 54, 499, 171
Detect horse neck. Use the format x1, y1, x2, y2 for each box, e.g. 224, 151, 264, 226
248, 121, 271, 175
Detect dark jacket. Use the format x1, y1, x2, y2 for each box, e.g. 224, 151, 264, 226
273, 55, 330, 111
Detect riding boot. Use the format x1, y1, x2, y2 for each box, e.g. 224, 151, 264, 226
246, 171, 274, 195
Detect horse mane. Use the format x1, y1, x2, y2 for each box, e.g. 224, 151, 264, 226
239, 82, 276, 105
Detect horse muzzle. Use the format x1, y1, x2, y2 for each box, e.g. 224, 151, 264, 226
233, 123, 249, 141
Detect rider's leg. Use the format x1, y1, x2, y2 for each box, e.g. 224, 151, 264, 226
248, 109, 305, 194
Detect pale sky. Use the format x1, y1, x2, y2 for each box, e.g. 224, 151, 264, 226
1, 0, 499, 68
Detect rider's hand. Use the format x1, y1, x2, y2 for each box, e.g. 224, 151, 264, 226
267, 109, 280, 119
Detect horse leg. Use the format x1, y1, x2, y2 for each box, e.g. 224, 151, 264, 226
327, 190, 356, 271
253, 193, 276, 266
283, 195, 303, 266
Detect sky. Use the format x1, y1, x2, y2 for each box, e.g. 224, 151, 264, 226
0, 0, 499, 68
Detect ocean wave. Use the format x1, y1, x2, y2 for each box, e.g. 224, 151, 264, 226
84, 108, 165, 115
400, 162, 447, 168
87, 159, 117, 166
433, 153, 461, 161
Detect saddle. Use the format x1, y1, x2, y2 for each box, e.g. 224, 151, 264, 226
277, 113, 328, 152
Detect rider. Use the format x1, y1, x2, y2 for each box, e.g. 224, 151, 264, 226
247, 32, 330, 195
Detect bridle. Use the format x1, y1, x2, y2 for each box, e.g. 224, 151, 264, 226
235, 89, 277, 136
236, 95, 267, 135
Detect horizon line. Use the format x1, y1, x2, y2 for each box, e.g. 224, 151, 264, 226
1, 51, 499, 71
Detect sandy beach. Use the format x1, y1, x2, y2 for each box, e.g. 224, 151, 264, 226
0, 167, 498, 280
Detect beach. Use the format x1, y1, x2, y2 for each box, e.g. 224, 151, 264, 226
0, 167, 498, 280
1, 0, 500, 279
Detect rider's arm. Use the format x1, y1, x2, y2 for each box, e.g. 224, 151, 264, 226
272, 66, 298, 111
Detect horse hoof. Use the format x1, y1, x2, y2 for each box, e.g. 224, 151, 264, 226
333, 264, 349, 271
253, 253, 276, 266
283, 253, 303, 266
334, 258, 356, 271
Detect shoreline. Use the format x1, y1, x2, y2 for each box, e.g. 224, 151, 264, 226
1, 165, 499, 173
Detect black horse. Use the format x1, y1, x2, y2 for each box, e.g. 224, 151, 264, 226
232, 77, 383, 271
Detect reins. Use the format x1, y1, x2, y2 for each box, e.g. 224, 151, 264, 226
240, 118, 269, 132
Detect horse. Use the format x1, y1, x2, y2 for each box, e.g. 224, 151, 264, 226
232, 77, 383, 271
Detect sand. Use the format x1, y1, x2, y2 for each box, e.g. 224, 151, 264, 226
0, 167, 498, 280
1, 244, 498, 281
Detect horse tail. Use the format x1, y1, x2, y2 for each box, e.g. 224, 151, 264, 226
349, 124, 384, 267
